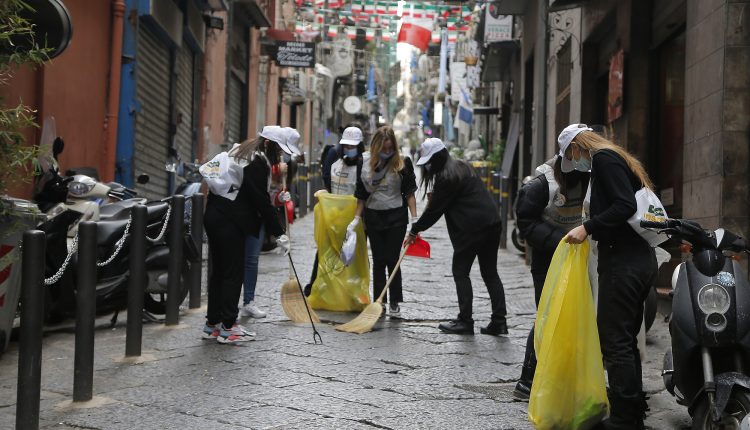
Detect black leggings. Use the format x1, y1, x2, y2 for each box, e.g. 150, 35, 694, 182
367, 224, 406, 304
597, 240, 657, 426
451, 225, 507, 324
204, 206, 245, 328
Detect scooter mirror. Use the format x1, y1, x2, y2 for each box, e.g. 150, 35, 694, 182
52, 137, 64, 159
136, 174, 150, 185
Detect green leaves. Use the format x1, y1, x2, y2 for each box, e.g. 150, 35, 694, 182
0, 0, 49, 197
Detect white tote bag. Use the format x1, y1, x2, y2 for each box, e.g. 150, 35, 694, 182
199, 151, 244, 201
627, 187, 669, 247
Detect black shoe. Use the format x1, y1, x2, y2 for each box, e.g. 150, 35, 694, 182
438, 320, 474, 335
480, 320, 508, 336
513, 380, 531, 401
304, 283, 312, 297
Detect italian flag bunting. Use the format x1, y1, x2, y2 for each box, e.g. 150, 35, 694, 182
376, 1, 387, 14
397, 17, 432, 51
387, 1, 398, 15
364, 0, 375, 14
327, 25, 338, 38
295, 21, 304, 32
382, 30, 392, 42
431, 30, 440, 44
365, 28, 375, 41
346, 26, 357, 39
351, 0, 363, 14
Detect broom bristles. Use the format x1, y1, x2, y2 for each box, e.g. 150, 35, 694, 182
281, 278, 320, 323
335, 302, 383, 334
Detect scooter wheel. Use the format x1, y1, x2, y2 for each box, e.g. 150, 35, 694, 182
692, 390, 750, 429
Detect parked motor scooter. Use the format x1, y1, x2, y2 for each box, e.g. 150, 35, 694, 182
642, 218, 750, 428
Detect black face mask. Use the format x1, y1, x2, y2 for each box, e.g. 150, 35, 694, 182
423, 163, 431, 173
342, 155, 359, 166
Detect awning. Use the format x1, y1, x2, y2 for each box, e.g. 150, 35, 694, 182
234, 0, 271, 28
500, 113, 520, 176
481, 40, 519, 83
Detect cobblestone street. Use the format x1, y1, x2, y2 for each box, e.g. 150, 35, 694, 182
0, 205, 690, 429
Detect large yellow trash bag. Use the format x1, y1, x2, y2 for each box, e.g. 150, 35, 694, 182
528, 240, 609, 430
308, 192, 371, 311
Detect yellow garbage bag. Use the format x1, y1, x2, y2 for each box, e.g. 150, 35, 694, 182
308, 192, 370, 311
529, 240, 609, 430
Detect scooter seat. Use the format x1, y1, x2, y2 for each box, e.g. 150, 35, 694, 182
96, 218, 130, 247
145, 201, 169, 223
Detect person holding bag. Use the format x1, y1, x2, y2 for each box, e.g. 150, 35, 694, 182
202, 126, 290, 345
561, 124, 658, 429
513, 155, 589, 399
353, 126, 417, 318
405, 138, 508, 336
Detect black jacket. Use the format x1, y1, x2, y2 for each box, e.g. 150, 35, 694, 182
206, 155, 285, 238
582, 149, 642, 245
410, 160, 500, 250
515, 175, 565, 257
321, 145, 339, 192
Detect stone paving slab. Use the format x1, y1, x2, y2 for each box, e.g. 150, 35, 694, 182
0, 199, 694, 429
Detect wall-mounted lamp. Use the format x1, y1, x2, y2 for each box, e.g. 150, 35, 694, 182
204, 14, 224, 30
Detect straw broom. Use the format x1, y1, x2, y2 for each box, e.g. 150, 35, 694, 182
279, 177, 320, 323
336, 246, 408, 334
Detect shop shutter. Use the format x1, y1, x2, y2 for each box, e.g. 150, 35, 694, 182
226, 73, 243, 144
175, 43, 196, 183
135, 25, 171, 199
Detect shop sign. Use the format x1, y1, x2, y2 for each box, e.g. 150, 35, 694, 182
485, 7, 513, 43
275, 41, 315, 68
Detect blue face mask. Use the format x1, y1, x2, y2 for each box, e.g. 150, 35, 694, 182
344, 148, 358, 158
573, 154, 591, 172
379, 150, 394, 160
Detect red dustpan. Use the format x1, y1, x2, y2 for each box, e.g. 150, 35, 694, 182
406, 235, 430, 258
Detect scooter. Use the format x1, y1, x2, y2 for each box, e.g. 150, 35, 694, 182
643, 218, 750, 428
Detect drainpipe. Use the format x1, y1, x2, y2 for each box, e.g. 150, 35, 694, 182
103, 0, 126, 183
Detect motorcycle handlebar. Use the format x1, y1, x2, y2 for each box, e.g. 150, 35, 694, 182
640, 220, 669, 229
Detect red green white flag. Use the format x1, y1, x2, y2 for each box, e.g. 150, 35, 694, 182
327, 25, 338, 38
397, 17, 432, 51
346, 26, 357, 39
365, 28, 375, 41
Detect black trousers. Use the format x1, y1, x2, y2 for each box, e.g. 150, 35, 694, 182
367, 224, 406, 304
521, 249, 554, 380
451, 225, 507, 325
597, 240, 657, 427
204, 206, 245, 328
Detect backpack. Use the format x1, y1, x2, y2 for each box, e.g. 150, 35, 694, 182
199, 151, 244, 201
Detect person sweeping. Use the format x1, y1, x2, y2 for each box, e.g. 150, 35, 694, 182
404, 138, 508, 335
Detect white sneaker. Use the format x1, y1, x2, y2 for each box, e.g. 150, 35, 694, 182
239, 301, 267, 318
389, 304, 401, 318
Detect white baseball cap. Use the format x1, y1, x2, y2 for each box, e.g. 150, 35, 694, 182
416, 138, 446, 166
260, 125, 293, 155
339, 126, 363, 146
283, 127, 302, 155
557, 123, 593, 173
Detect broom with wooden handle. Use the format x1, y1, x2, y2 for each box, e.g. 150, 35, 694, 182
336, 246, 408, 334
279, 175, 320, 324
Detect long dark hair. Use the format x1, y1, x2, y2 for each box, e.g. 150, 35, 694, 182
232, 137, 280, 164
419, 148, 474, 199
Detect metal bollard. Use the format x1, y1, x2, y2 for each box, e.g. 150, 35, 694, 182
491, 172, 501, 209
126, 205, 146, 357
499, 176, 509, 250
166, 195, 185, 325
74, 221, 97, 402
188, 194, 204, 309
16, 230, 46, 430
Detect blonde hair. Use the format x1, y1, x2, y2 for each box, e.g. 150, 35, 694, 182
369, 126, 404, 173
574, 131, 654, 190
232, 137, 260, 161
